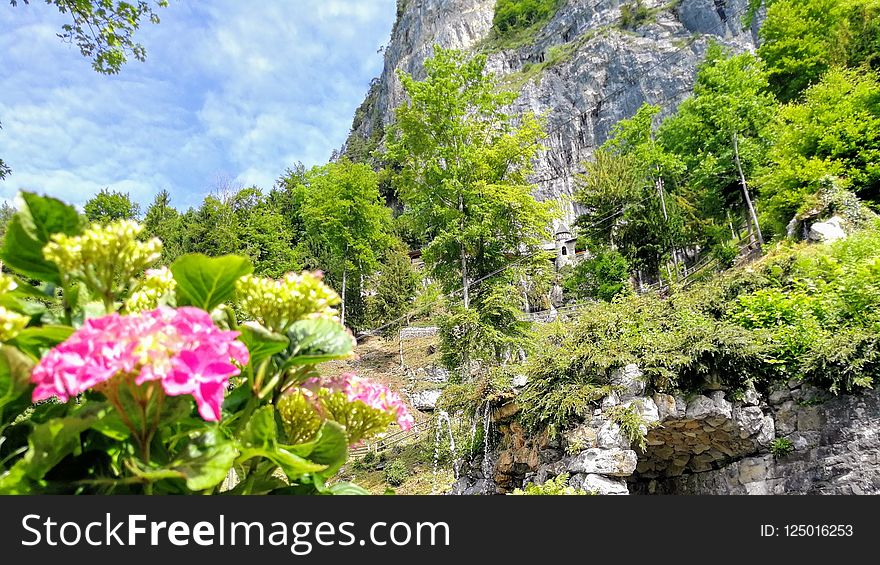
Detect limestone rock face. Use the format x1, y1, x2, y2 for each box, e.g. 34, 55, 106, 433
344, 0, 760, 224
566, 448, 638, 477
409, 389, 442, 411
809, 216, 848, 243
570, 473, 630, 495
612, 364, 646, 401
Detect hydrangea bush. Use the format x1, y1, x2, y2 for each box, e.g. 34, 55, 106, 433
0, 192, 411, 494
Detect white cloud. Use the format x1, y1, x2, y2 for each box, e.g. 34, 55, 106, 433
0, 0, 396, 211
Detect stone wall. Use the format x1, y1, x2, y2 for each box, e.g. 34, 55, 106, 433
450, 364, 880, 495
634, 383, 880, 495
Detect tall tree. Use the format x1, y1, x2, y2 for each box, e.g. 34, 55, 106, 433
142, 189, 184, 262
367, 244, 420, 331
577, 103, 685, 282
387, 46, 554, 308
299, 159, 392, 327
758, 68, 880, 236
230, 186, 299, 278
387, 46, 554, 371
757, 0, 880, 102
659, 43, 777, 251
182, 196, 240, 257
9, 0, 169, 74
270, 163, 308, 242
84, 188, 141, 223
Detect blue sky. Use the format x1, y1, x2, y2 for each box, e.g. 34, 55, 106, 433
0, 0, 396, 211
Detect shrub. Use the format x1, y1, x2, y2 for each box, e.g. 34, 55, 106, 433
562, 248, 631, 301
518, 222, 880, 435
0, 192, 413, 496
384, 459, 409, 486
770, 437, 794, 457
511, 473, 591, 495
493, 0, 561, 34
606, 402, 654, 452
619, 0, 651, 29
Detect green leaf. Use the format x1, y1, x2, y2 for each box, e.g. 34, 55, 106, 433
23, 413, 97, 480
0, 192, 82, 284
237, 445, 326, 479
283, 318, 354, 368
328, 482, 371, 495
89, 407, 131, 441
287, 420, 348, 476
222, 384, 253, 414
239, 405, 277, 449
8, 325, 75, 360
170, 254, 253, 312
0, 461, 31, 494
171, 429, 239, 491
0, 345, 34, 417
238, 322, 289, 369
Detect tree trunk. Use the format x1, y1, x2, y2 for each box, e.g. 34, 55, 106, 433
459, 193, 469, 310
458, 194, 470, 381
732, 132, 764, 250
340, 247, 348, 327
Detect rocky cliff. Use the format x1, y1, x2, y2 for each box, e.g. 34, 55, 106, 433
450, 365, 880, 495
345, 0, 762, 224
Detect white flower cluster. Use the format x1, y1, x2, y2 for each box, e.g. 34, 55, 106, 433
124, 267, 177, 313
43, 220, 162, 300
236, 271, 340, 333
0, 273, 27, 342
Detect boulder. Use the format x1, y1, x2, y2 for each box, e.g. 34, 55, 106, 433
409, 389, 442, 411
611, 364, 645, 400
566, 448, 637, 477
809, 216, 847, 243
511, 374, 528, 388
597, 421, 631, 450
686, 394, 732, 420
569, 473, 630, 495
733, 405, 766, 438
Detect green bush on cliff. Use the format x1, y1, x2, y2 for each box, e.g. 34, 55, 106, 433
486, 0, 564, 50
518, 222, 880, 431
510, 473, 591, 495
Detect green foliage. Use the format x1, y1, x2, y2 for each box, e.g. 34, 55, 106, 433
10, 0, 169, 74
489, 0, 562, 49
619, 0, 651, 29
170, 253, 254, 312
438, 280, 532, 370
298, 159, 393, 328
383, 458, 408, 486
142, 190, 184, 263
728, 225, 880, 392
523, 223, 880, 435
229, 187, 300, 278
659, 43, 776, 250
0, 192, 83, 285
510, 473, 590, 495
577, 104, 685, 278
605, 402, 652, 451
388, 46, 555, 367
770, 437, 794, 457
758, 0, 880, 102
758, 68, 880, 236
367, 245, 419, 331
84, 188, 140, 223
562, 247, 631, 302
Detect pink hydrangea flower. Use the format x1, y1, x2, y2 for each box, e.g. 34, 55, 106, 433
31, 307, 249, 422
304, 373, 414, 431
